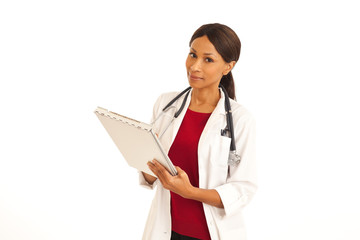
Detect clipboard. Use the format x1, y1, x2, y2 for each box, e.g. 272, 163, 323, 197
94, 107, 177, 177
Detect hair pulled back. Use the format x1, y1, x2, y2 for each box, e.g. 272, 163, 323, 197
189, 23, 241, 100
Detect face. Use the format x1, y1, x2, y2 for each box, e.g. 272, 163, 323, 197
186, 35, 234, 91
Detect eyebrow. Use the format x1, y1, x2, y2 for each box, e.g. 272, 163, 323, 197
191, 47, 216, 56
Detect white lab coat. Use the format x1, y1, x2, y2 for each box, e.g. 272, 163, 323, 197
139, 88, 257, 240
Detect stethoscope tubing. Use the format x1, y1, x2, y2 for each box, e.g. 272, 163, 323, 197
219, 84, 236, 151
162, 86, 192, 113
156, 84, 236, 152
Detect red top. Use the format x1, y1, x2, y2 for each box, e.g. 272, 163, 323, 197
168, 108, 212, 240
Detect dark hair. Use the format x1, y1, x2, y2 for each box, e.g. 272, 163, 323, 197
189, 23, 241, 100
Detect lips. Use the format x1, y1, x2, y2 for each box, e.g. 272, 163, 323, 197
189, 74, 203, 80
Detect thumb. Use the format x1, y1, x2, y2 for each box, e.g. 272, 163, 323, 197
175, 166, 186, 175
175, 166, 183, 172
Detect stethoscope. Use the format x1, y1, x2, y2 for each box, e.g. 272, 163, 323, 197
152, 84, 241, 166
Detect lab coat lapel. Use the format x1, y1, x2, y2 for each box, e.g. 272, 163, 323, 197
197, 89, 226, 188
200, 89, 226, 137
169, 88, 192, 145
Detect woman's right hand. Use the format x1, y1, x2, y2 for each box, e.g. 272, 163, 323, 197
142, 171, 157, 185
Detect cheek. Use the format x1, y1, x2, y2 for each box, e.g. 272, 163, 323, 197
185, 56, 191, 71
205, 65, 223, 79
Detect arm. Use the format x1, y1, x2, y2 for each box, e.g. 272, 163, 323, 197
141, 171, 157, 185
147, 160, 224, 208
187, 187, 224, 208
214, 114, 257, 216
138, 94, 164, 189
148, 112, 257, 214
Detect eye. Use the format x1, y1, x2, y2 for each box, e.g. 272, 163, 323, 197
189, 52, 197, 58
205, 57, 214, 63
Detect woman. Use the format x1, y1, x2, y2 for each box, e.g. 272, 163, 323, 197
139, 23, 257, 240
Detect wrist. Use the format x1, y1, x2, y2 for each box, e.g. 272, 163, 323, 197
184, 185, 197, 200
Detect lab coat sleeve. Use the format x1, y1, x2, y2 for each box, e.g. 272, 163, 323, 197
214, 113, 257, 217
137, 93, 164, 189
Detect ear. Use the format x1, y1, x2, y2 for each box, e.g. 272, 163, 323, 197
223, 61, 236, 75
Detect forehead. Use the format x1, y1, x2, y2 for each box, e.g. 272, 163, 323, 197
190, 35, 219, 56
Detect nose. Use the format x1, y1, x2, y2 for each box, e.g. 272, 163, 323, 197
190, 59, 202, 72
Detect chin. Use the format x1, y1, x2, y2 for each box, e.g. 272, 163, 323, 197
188, 80, 203, 89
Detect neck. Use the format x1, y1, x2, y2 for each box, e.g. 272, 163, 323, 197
191, 87, 221, 107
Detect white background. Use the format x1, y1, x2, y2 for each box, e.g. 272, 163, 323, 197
1, 0, 359, 239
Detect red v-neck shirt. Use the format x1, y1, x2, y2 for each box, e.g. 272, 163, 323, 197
168, 108, 212, 240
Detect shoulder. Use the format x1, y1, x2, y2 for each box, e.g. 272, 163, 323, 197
229, 99, 256, 127
155, 92, 180, 103
153, 91, 180, 108
152, 91, 181, 117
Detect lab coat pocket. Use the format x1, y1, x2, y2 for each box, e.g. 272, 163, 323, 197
209, 135, 231, 168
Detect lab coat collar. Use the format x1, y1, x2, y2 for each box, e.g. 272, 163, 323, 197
176, 87, 226, 115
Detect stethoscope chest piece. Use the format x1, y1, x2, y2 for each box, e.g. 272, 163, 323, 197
228, 150, 241, 166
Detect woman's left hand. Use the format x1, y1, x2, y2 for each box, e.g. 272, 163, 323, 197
147, 159, 194, 199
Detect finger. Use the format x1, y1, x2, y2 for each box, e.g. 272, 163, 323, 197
152, 160, 175, 188
148, 163, 169, 188
152, 160, 172, 178
147, 161, 160, 177
148, 161, 168, 182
